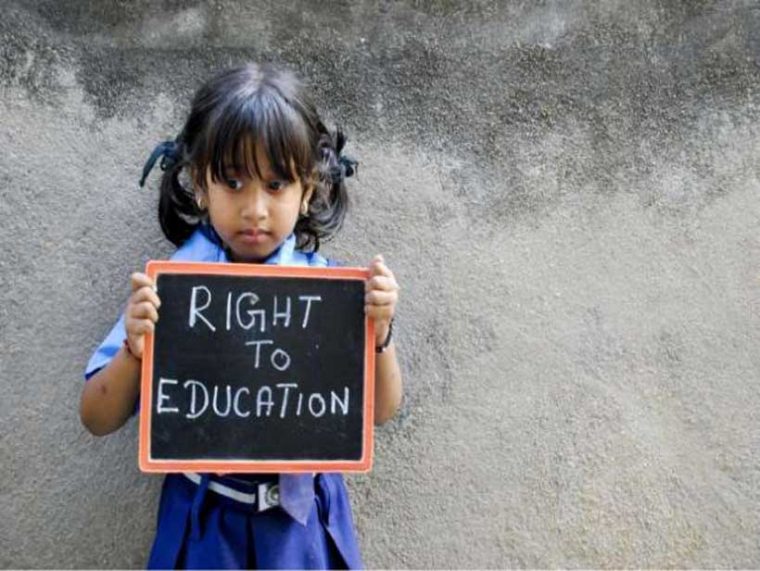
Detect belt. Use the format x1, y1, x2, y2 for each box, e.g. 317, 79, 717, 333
185, 472, 283, 541
183, 473, 280, 510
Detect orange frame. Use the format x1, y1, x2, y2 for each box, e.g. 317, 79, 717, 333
138, 260, 375, 474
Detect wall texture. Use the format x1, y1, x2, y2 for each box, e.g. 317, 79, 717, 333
2, 0, 759, 568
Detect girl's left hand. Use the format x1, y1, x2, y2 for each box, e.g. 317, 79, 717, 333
365, 254, 399, 346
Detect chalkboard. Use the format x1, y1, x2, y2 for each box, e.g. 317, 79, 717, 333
138, 261, 375, 473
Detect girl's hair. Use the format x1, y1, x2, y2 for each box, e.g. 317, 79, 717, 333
145, 63, 355, 252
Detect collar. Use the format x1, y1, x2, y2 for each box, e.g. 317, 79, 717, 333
170, 223, 327, 268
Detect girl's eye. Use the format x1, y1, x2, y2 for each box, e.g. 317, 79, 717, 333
267, 180, 286, 192
225, 178, 243, 190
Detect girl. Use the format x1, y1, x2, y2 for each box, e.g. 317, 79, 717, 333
80, 63, 403, 570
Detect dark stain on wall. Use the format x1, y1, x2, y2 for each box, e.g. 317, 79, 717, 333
4, 0, 760, 223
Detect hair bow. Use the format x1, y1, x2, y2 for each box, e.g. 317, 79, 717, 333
139, 140, 180, 187
338, 154, 358, 179
331, 128, 358, 184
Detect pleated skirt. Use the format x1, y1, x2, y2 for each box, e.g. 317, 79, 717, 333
147, 473, 364, 569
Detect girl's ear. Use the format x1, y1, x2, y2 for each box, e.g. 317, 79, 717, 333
190, 166, 208, 210
302, 169, 317, 201
303, 183, 315, 203
301, 184, 315, 217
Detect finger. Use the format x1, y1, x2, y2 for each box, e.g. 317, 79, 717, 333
365, 275, 398, 293
131, 272, 156, 293
369, 255, 394, 278
127, 318, 155, 336
131, 301, 159, 322
365, 290, 396, 306
365, 304, 395, 321
126, 337, 143, 359
131, 285, 162, 309
369, 260, 392, 278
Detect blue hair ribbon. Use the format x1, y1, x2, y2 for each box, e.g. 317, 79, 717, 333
331, 128, 357, 183
329, 154, 358, 185
339, 154, 358, 179
139, 140, 179, 187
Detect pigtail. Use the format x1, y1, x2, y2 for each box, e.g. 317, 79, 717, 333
295, 124, 356, 252
141, 139, 204, 247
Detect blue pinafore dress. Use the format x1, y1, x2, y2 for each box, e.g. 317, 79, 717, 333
84, 224, 364, 569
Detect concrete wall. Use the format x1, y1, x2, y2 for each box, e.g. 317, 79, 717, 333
2, 0, 759, 567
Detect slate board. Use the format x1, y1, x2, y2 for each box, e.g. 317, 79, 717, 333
138, 261, 375, 473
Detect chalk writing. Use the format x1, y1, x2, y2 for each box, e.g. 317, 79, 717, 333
157, 378, 351, 420
187, 286, 322, 334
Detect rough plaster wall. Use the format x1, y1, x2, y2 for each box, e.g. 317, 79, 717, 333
2, 0, 759, 568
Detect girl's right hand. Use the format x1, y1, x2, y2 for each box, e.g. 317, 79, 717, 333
125, 272, 161, 359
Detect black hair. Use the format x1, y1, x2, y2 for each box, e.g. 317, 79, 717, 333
147, 63, 355, 252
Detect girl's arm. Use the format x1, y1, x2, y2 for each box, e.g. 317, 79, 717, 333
80, 344, 141, 435
373, 330, 403, 425
80, 273, 160, 436
365, 255, 403, 425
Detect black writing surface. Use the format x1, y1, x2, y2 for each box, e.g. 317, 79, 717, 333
138, 261, 375, 473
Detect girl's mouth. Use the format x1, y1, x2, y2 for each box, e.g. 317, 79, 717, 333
238, 229, 269, 244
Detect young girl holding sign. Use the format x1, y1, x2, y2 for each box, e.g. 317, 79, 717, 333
80, 63, 402, 569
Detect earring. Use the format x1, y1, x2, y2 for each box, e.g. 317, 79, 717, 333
196, 195, 205, 210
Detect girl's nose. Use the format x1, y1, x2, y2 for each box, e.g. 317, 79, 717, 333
241, 188, 267, 221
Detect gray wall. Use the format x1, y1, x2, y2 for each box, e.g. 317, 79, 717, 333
2, 0, 759, 568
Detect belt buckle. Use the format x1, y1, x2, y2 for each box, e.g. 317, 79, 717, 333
258, 482, 280, 511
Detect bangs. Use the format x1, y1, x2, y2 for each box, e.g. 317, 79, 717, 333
200, 89, 314, 185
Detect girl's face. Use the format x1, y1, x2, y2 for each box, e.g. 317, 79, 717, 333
199, 147, 313, 263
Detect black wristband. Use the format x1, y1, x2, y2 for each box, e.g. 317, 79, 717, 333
375, 319, 394, 353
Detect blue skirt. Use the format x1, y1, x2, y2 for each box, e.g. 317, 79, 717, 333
147, 473, 364, 569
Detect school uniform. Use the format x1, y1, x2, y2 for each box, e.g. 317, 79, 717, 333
84, 223, 364, 569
